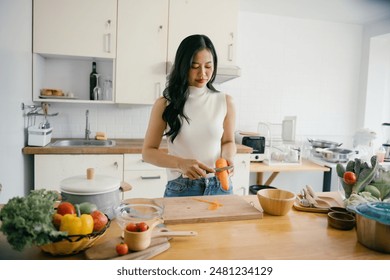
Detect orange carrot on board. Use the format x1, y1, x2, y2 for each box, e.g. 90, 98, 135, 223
193, 198, 223, 210
215, 158, 229, 191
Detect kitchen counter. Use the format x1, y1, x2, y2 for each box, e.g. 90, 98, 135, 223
22, 138, 253, 154
250, 159, 331, 192
1, 193, 389, 260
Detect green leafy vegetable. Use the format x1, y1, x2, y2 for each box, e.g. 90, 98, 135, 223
353, 155, 378, 193
0, 189, 67, 251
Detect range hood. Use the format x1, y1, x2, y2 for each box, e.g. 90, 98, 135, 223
166, 62, 241, 84
214, 65, 241, 84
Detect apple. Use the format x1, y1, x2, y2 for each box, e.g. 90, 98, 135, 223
90, 210, 108, 232
56, 202, 76, 216
52, 213, 63, 229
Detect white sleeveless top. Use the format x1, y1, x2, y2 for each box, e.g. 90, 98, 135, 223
166, 86, 227, 181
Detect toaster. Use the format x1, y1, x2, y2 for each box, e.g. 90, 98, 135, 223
235, 131, 266, 162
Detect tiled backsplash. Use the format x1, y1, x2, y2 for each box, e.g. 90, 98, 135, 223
44, 103, 152, 139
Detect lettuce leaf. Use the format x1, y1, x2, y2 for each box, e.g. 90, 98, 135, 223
0, 189, 67, 251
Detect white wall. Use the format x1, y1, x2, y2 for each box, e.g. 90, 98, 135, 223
218, 12, 364, 193
0, 0, 33, 203
361, 18, 390, 147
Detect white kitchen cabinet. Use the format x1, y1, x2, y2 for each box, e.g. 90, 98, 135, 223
32, 0, 117, 103
168, 0, 239, 67
231, 153, 251, 195
33, 0, 117, 58
115, 0, 168, 104
34, 154, 123, 191
123, 154, 167, 199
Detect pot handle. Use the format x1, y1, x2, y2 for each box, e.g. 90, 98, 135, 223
120, 181, 133, 193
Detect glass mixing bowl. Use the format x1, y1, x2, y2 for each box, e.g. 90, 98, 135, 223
114, 199, 164, 230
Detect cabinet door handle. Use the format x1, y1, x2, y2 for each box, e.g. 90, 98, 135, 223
104, 33, 111, 53
228, 43, 233, 61
141, 175, 161, 180
114, 161, 118, 169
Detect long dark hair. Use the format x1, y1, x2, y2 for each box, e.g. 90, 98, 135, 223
162, 34, 218, 142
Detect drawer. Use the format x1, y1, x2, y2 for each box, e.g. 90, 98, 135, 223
123, 170, 167, 199
124, 154, 162, 171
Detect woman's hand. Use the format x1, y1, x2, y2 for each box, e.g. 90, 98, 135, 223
178, 159, 214, 180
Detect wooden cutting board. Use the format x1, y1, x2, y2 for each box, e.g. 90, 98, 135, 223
157, 195, 263, 225
85, 235, 169, 260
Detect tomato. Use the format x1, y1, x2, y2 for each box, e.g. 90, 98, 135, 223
116, 242, 129, 255
125, 222, 149, 232
343, 171, 357, 185
136, 222, 149, 232
126, 222, 138, 232
56, 202, 76, 216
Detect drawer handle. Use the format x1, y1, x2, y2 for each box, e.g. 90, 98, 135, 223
141, 175, 161, 180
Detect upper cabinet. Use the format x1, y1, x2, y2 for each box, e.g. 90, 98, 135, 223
32, 0, 238, 105
168, 0, 239, 67
115, 0, 168, 104
33, 0, 117, 58
32, 0, 117, 103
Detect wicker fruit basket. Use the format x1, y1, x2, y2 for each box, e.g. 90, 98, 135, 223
40, 218, 111, 256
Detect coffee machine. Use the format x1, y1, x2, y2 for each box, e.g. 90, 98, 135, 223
382, 123, 390, 162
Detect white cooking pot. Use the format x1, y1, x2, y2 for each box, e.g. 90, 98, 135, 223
60, 168, 132, 219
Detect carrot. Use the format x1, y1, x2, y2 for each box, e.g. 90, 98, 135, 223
215, 158, 229, 191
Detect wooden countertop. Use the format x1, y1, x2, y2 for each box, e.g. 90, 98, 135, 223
250, 159, 330, 173
22, 138, 253, 155
1, 193, 389, 260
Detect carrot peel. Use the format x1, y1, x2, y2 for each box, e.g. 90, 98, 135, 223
193, 198, 223, 210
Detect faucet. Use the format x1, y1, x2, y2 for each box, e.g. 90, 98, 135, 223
85, 110, 91, 140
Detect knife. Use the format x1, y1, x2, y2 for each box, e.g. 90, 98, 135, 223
214, 165, 233, 173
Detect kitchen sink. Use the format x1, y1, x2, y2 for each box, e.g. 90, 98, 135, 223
51, 139, 116, 147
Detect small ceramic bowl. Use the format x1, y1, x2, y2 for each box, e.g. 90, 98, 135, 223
327, 211, 355, 230
328, 206, 350, 215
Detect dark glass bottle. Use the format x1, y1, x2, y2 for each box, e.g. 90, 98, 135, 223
89, 62, 98, 100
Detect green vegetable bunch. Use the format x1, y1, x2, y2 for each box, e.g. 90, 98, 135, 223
0, 189, 67, 251
336, 155, 390, 206
336, 155, 378, 198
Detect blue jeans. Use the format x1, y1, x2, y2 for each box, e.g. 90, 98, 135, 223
164, 175, 233, 197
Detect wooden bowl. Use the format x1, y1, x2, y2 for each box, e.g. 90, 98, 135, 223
327, 212, 355, 230
257, 189, 295, 216
328, 206, 350, 215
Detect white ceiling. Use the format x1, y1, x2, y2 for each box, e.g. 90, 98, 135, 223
240, 0, 390, 25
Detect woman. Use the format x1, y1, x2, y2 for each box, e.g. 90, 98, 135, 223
142, 34, 237, 197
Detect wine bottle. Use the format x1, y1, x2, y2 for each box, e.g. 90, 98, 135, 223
89, 62, 98, 100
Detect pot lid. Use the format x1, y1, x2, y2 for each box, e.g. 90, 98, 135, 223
352, 202, 390, 225
60, 168, 120, 195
